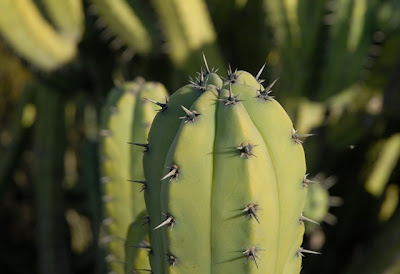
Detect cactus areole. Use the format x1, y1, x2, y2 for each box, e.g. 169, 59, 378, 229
143, 56, 314, 274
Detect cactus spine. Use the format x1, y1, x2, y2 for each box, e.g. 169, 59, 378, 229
100, 78, 168, 274
143, 57, 315, 273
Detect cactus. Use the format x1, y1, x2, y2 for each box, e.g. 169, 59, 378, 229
142, 57, 317, 273
303, 174, 343, 235
89, 0, 157, 55
364, 133, 400, 197
303, 182, 329, 232
41, 0, 84, 41
99, 78, 168, 274
0, 0, 79, 71
150, 0, 224, 73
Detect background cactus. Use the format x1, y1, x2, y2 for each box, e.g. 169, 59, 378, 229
0, 0, 400, 274
0, 0, 80, 71
99, 78, 168, 274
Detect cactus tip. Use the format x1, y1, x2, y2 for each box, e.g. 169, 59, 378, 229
225, 64, 239, 84
189, 70, 208, 90
220, 83, 242, 105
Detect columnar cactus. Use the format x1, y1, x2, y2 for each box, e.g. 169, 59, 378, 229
0, 0, 81, 71
142, 56, 317, 273
99, 78, 168, 274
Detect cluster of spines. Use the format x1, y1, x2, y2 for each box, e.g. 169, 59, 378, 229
142, 55, 320, 273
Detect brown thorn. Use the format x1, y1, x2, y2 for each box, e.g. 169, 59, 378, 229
144, 97, 168, 112
265, 78, 279, 92
243, 246, 262, 269
166, 253, 177, 267
160, 164, 180, 181
154, 213, 175, 230
220, 83, 242, 105
292, 129, 315, 144
179, 105, 201, 123
297, 247, 321, 258
127, 180, 147, 192
303, 174, 319, 188
237, 142, 257, 159
242, 203, 260, 223
202, 53, 210, 73
299, 214, 320, 225
128, 142, 149, 152
255, 63, 266, 82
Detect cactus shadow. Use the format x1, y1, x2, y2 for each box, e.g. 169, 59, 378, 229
215, 251, 245, 265
207, 146, 240, 158
224, 209, 246, 222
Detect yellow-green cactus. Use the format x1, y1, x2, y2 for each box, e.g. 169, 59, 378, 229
89, 0, 156, 55
41, 0, 84, 41
99, 78, 168, 274
150, 0, 224, 73
143, 57, 317, 273
0, 0, 78, 71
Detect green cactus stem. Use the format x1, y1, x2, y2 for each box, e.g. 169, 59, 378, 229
99, 78, 168, 274
0, 0, 77, 71
41, 0, 84, 41
150, 0, 224, 73
143, 57, 316, 273
89, 0, 156, 55
365, 133, 400, 197
33, 83, 71, 274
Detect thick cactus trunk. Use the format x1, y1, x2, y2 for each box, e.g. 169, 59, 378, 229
144, 60, 312, 273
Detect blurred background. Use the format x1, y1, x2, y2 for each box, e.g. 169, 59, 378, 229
0, 0, 400, 273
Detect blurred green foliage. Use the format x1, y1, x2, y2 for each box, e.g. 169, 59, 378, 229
0, 0, 399, 273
